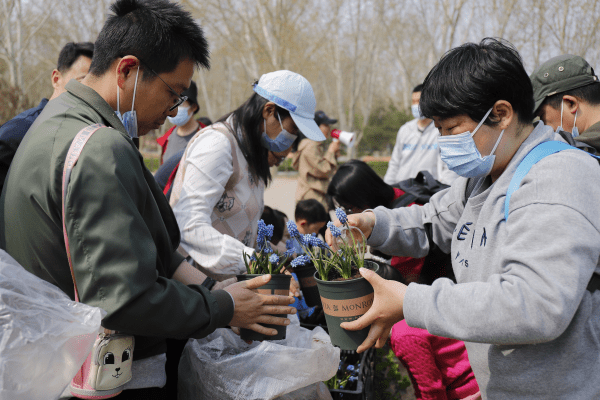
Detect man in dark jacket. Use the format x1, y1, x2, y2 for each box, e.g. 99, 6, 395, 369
0, 41, 93, 192
0, 0, 294, 398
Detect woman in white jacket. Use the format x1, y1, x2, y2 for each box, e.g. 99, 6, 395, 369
170, 70, 325, 279
328, 38, 600, 399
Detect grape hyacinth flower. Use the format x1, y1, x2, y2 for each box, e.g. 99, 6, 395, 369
335, 207, 348, 225
286, 220, 300, 238
286, 239, 294, 251
283, 249, 294, 259
265, 224, 274, 240
269, 254, 279, 264
327, 221, 342, 238
290, 254, 310, 268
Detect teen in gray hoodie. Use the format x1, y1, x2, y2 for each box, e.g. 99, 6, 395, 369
329, 38, 600, 399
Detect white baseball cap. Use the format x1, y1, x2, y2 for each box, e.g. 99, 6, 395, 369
253, 70, 325, 142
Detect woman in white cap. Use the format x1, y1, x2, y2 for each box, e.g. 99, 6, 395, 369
169, 70, 325, 281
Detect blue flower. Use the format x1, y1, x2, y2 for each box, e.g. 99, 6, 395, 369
349, 376, 358, 382
303, 234, 329, 249
335, 208, 348, 225
283, 249, 294, 259
287, 220, 300, 238
250, 254, 257, 262
327, 221, 342, 237
346, 365, 355, 372
269, 254, 279, 264
286, 239, 294, 251
290, 255, 310, 268
263, 244, 274, 254
265, 224, 274, 240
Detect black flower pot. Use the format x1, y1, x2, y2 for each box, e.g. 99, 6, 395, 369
236, 274, 291, 341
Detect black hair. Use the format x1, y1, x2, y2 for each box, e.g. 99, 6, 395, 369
541, 82, 600, 111
89, 0, 209, 79
261, 206, 286, 244
327, 160, 395, 210
218, 91, 290, 185
57, 42, 94, 72
295, 199, 328, 224
420, 38, 534, 126
183, 80, 199, 113
412, 84, 423, 93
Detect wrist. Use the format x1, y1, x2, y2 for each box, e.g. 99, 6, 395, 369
202, 276, 217, 290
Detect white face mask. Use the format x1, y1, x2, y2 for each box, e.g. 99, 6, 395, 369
559, 100, 579, 138
115, 67, 140, 139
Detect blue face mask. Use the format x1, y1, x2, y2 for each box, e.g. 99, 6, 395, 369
115, 67, 140, 139
260, 113, 297, 152
167, 106, 192, 126
437, 108, 505, 178
411, 104, 423, 120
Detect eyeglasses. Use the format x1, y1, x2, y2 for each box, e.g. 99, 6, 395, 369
139, 61, 187, 112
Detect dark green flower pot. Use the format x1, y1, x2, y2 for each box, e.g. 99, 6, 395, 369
292, 264, 322, 307
314, 261, 379, 350
236, 274, 291, 341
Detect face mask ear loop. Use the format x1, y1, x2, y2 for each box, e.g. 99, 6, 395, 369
130, 67, 140, 113
276, 112, 284, 130
573, 108, 578, 134
560, 100, 564, 129
489, 129, 505, 157
117, 83, 121, 115
470, 107, 494, 138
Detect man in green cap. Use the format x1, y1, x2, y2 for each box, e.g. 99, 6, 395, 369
531, 54, 600, 153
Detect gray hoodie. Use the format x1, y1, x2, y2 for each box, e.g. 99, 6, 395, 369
368, 122, 600, 399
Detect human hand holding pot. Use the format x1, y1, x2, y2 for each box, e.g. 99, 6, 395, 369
340, 267, 407, 353
325, 211, 376, 248
225, 274, 296, 336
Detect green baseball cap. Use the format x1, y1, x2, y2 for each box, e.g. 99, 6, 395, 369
530, 54, 598, 113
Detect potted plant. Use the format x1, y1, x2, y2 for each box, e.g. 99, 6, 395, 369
238, 219, 292, 341
286, 208, 378, 350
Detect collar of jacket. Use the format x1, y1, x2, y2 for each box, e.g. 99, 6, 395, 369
65, 80, 129, 138
576, 120, 600, 150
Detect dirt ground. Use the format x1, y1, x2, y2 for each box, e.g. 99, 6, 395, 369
264, 174, 299, 221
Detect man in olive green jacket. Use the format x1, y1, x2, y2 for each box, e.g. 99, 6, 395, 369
0, 0, 294, 396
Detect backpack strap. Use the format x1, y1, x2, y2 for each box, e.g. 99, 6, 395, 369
62, 124, 106, 302
504, 141, 600, 221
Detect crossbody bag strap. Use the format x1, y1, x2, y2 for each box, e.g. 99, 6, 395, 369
61, 124, 106, 302
504, 140, 600, 293
504, 141, 600, 221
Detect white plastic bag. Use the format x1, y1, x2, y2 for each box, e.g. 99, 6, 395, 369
178, 314, 339, 400
0, 250, 104, 400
